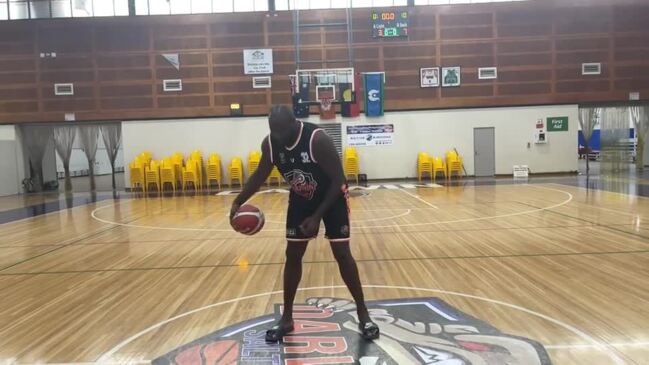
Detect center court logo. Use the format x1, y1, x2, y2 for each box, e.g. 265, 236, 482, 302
153, 297, 553, 365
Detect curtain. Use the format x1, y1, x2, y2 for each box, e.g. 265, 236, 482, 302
21, 126, 53, 192
100, 124, 122, 190
78, 125, 100, 191
600, 107, 630, 173
53, 126, 77, 191
578, 107, 600, 173
631, 106, 649, 170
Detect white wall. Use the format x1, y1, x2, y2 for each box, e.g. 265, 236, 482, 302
0, 125, 22, 196
334, 104, 579, 178
123, 117, 270, 185
122, 104, 579, 187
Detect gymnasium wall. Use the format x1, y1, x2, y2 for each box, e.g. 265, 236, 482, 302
0, 0, 648, 124
122, 104, 578, 185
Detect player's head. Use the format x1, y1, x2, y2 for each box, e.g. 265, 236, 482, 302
269, 105, 299, 146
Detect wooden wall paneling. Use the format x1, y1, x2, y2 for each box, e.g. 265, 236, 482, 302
0, 2, 649, 123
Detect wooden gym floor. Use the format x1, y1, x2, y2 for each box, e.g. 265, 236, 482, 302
0, 180, 648, 365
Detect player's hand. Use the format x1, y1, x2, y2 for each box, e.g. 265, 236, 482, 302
229, 201, 242, 227
299, 215, 321, 237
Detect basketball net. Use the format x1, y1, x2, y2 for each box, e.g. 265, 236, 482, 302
318, 90, 336, 120
319, 97, 333, 112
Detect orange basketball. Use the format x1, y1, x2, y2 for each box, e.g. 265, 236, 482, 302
231, 204, 265, 235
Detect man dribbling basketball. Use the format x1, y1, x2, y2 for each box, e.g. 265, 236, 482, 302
230, 105, 379, 343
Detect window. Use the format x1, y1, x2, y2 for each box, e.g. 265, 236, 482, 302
191, 0, 212, 14
0, 0, 532, 20
72, 0, 93, 17
170, 0, 191, 14
9, 0, 28, 20
213, 0, 233, 13
0, 1, 8, 20
149, 0, 170, 15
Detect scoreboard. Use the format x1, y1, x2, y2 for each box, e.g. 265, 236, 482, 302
371, 9, 409, 38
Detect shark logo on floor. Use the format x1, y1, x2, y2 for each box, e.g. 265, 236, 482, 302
153, 297, 553, 365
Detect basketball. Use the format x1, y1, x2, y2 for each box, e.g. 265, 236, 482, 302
231, 204, 265, 235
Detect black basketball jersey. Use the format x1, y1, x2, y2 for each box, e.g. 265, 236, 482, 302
268, 121, 330, 202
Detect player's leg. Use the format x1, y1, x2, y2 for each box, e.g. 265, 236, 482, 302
324, 193, 379, 339
266, 199, 316, 342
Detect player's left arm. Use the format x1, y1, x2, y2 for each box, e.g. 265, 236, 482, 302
300, 131, 345, 236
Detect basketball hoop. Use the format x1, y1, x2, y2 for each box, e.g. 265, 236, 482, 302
319, 96, 333, 112
317, 86, 336, 120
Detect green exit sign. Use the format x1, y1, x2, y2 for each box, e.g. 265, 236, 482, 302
547, 117, 569, 132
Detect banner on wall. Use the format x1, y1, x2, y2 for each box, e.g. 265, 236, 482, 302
363, 73, 384, 117
347, 124, 394, 147
243, 49, 273, 75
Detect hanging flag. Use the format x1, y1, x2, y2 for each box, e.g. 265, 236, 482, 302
340, 73, 361, 118
162, 54, 180, 71
363, 73, 384, 117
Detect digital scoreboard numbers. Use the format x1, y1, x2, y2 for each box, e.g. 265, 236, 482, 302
372, 10, 409, 38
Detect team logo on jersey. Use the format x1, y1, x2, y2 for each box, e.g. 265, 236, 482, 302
284, 169, 318, 200
153, 297, 553, 365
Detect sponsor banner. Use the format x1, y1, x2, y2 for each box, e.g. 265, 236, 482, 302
347, 124, 394, 147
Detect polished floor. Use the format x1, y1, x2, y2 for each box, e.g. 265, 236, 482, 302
0, 177, 648, 364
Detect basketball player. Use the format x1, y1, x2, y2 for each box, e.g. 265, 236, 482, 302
230, 105, 380, 342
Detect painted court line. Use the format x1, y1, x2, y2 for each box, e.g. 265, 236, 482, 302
398, 188, 439, 209
92, 185, 572, 232
98, 285, 626, 365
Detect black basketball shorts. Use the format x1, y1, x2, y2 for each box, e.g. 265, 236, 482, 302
285, 187, 350, 243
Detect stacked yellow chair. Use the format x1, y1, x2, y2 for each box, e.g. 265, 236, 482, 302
182, 159, 200, 192
229, 157, 244, 187
417, 152, 433, 182
248, 151, 261, 179
267, 166, 283, 187
446, 151, 464, 179
129, 157, 146, 192
207, 153, 223, 191
139, 152, 152, 166
432, 157, 447, 181
172, 152, 184, 188
343, 147, 360, 185
145, 160, 162, 193
189, 150, 204, 187
159, 158, 176, 193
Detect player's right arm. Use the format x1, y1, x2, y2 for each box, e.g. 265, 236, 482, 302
230, 137, 274, 221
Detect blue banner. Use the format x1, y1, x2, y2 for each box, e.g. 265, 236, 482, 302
363, 73, 384, 117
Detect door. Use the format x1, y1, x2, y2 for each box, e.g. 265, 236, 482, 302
474, 127, 495, 177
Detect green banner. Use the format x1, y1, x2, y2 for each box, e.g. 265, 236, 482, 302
547, 116, 569, 132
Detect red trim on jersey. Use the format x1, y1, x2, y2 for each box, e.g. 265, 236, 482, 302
286, 121, 304, 151
309, 128, 325, 163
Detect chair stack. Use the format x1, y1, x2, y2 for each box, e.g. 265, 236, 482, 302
172, 152, 184, 188
229, 157, 244, 187
207, 153, 222, 191
446, 151, 464, 179
160, 158, 177, 193
417, 152, 433, 182
432, 157, 447, 181
145, 160, 162, 193
344, 147, 360, 185
183, 157, 201, 192
248, 151, 261, 179
129, 155, 146, 192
